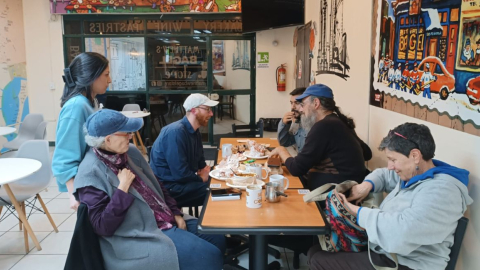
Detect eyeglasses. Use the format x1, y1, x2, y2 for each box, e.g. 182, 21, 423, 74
114, 132, 134, 139
389, 130, 419, 149
196, 106, 212, 112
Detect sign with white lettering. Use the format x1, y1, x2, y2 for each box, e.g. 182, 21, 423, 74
84, 20, 144, 34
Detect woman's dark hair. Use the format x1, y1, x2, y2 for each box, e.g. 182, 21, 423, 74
311, 96, 355, 129
60, 52, 109, 108
378, 123, 436, 160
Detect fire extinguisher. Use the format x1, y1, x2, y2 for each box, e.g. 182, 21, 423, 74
276, 64, 286, 91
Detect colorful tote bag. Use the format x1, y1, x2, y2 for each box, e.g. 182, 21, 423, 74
304, 180, 375, 252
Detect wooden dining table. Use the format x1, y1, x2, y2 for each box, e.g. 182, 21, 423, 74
211, 138, 304, 189
198, 138, 328, 270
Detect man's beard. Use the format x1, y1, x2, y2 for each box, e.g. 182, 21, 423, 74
196, 113, 210, 127
292, 110, 301, 122
301, 112, 317, 133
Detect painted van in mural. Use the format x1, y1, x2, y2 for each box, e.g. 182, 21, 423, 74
466, 76, 480, 104
50, 0, 242, 14
417, 56, 455, 100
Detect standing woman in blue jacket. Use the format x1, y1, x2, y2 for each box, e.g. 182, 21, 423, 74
52, 52, 111, 209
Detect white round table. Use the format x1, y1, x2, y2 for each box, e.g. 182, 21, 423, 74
120, 111, 150, 155
0, 158, 43, 251
120, 111, 151, 118
0, 126, 16, 136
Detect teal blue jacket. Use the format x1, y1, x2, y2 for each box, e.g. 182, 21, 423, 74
52, 95, 95, 192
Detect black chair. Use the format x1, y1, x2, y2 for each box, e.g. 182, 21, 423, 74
446, 216, 469, 270
232, 120, 264, 138
218, 95, 235, 120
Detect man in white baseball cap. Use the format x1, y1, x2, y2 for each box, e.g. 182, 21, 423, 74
149, 94, 218, 208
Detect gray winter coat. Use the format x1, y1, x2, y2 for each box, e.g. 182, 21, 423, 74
74, 145, 180, 270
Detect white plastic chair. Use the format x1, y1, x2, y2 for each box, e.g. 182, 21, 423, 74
34, 121, 48, 140
3, 114, 44, 150
0, 140, 58, 252
122, 104, 141, 111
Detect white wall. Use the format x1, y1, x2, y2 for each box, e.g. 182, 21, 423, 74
222, 40, 251, 90
0, 0, 27, 150
234, 95, 249, 124
23, 0, 64, 142
255, 27, 297, 120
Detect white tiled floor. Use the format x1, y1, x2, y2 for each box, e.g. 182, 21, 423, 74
0, 145, 308, 270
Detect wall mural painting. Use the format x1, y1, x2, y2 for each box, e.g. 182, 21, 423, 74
50, 0, 242, 14
232, 40, 250, 71
371, 0, 480, 137
316, 0, 350, 80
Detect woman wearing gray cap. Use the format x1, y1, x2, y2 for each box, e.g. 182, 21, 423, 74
73, 109, 225, 270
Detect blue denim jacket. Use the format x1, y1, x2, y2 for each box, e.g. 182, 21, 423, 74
150, 116, 206, 184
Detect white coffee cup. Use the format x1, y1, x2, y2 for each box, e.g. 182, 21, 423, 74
246, 163, 269, 180
269, 174, 289, 192
246, 184, 262, 208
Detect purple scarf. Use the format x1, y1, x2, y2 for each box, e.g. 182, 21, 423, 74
93, 148, 176, 230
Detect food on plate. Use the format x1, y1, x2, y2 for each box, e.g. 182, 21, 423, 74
212, 169, 234, 178
227, 177, 257, 187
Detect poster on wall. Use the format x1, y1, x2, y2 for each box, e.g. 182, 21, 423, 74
0, 0, 29, 153
232, 40, 250, 71
370, 0, 480, 136
49, 0, 241, 14
316, 0, 350, 80
213, 41, 226, 73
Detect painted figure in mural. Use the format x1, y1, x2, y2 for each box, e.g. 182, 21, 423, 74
408, 61, 420, 95
160, 0, 176, 12
378, 56, 385, 82
475, 39, 480, 66
204, 0, 219, 12
394, 63, 402, 90
190, 0, 203, 12
420, 63, 436, 99
383, 55, 390, 82
461, 38, 475, 66
147, 0, 161, 9
387, 61, 395, 87
225, 0, 241, 12
401, 60, 409, 92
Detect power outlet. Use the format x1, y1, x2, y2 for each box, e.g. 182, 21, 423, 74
49, 82, 55, 91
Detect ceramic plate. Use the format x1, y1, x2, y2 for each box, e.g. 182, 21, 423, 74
209, 169, 233, 181
243, 151, 268, 159
226, 179, 265, 190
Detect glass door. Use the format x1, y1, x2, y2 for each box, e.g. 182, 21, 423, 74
208, 36, 255, 145
147, 35, 210, 142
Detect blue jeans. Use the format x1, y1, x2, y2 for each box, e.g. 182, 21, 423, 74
163, 219, 226, 270
423, 87, 432, 99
